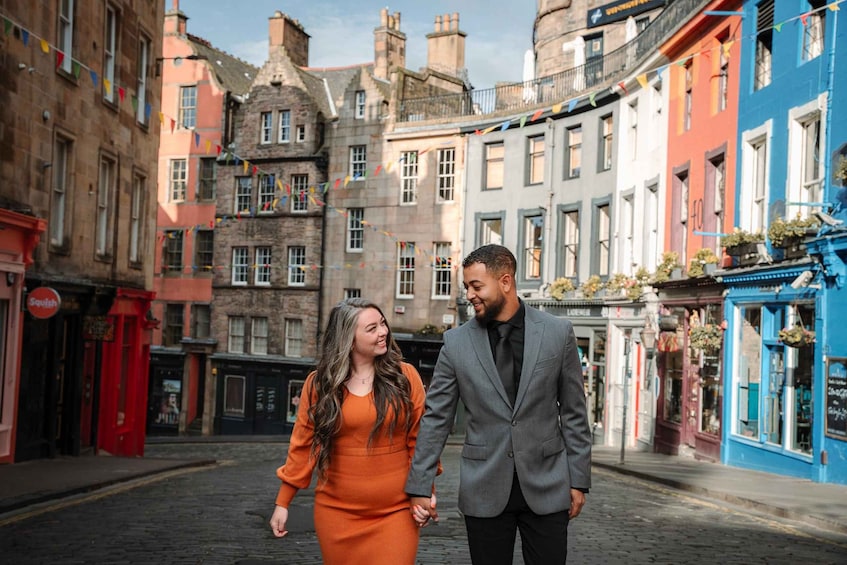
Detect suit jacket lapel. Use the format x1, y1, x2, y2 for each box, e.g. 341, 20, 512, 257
469, 319, 512, 406
515, 309, 544, 410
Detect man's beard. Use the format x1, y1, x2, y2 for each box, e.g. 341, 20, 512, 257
475, 294, 505, 323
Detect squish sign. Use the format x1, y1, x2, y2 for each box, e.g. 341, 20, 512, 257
27, 287, 61, 319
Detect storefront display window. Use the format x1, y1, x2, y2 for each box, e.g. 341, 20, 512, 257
224, 375, 245, 416
664, 350, 683, 423
788, 304, 814, 454
736, 306, 762, 437
287, 380, 305, 423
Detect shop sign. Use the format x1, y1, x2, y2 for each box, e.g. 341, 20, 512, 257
83, 315, 115, 341
27, 287, 61, 319
587, 0, 665, 28
825, 359, 847, 440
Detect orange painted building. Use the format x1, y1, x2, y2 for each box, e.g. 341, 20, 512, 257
652, 0, 742, 461
149, 2, 256, 436
663, 0, 741, 263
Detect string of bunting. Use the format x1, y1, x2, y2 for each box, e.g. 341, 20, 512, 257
4, 2, 842, 274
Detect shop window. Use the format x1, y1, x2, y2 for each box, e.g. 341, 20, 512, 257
736, 306, 762, 437
663, 350, 683, 424
224, 375, 246, 416
287, 380, 305, 423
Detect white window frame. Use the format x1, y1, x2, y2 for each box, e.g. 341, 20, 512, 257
432, 242, 452, 299
58, 0, 74, 74
350, 145, 367, 179
787, 99, 825, 219
401, 151, 418, 204
620, 193, 635, 273
231, 247, 248, 285
129, 174, 144, 263
601, 114, 614, 171
198, 158, 216, 200
235, 177, 252, 213
136, 34, 150, 124
396, 242, 415, 298
228, 316, 245, 353
296, 125, 306, 142
51, 136, 72, 247
754, 0, 774, 91
288, 246, 306, 286
562, 210, 579, 278
179, 86, 197, 129
643, 183, 659, 270
285, 318, 303, 357
291, 174, 308, 213
252, 317, 269, 355
479, 217, 503, 246
162, 230, 183, 272
566, 126, 582, 179
355, 90, 366, 119
96, 155, 115, 257
103, 4, 117, 102
484, 142, 504, 190
802, 1, 825, 61
195, 230, 214, 271
437, 148, 456, 202
629, 101, 638, 160
347, 208, 364, 252
260, 112, 273, 144
344, 288, 362, 299
278, 110, 291, 143
255, 247, 271, 286
258, 175, 275, 213
523, 215, 543, 280
170, 158, 187, 202
528, 135, 545, 185
596, 204, 611, 277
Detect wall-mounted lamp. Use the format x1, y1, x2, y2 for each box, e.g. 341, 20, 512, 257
6, 272, 16, 286
155, 54, 208, 77
40, 160, 52, 171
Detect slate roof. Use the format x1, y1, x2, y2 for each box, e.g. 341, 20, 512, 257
187, 34, 258, 96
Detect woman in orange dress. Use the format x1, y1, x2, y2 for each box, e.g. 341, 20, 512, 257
270, 298, 434, 564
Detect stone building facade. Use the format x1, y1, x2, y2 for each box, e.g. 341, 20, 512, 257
1, 0, 164, 460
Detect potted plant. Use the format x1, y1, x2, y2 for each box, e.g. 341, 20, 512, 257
605, 273, 631, 297
628, 267, 652, 300
652, 251, 683, 283
778, 324, 816, 348
688, 323, 723, 354
721, 228, 765, 254
579, 275, 603, 299
549, 277, 576, 300
687, 248, 719, 278
767, 214, 820, 250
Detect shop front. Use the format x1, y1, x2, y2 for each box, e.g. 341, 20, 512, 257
213, 355, 314, 436
0, 209, 45, 464
654, 279, 725, 462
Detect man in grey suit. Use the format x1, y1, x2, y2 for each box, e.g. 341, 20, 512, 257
406, 244, 591, 564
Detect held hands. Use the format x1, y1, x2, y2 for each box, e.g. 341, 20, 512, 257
410, 494, 438, 527
269, 505, 289, 538
569, 488, 585, 519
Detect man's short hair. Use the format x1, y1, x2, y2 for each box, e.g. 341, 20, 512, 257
463, 244, 517, 277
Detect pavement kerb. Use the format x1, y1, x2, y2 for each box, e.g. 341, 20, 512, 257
0, 458, 217, 516
591, 459, 847, 536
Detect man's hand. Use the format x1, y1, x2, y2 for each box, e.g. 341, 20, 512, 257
569, 488, 585, 519
410, 495, 438, 527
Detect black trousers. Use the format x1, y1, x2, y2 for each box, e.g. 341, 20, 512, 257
464, 473, 569, 565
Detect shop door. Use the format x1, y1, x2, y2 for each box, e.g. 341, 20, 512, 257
80, 341, 96, 450
586, 332, 606, 445
253, 375, 283, 435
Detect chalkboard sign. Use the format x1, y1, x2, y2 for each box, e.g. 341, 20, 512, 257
826, 360, 847, 440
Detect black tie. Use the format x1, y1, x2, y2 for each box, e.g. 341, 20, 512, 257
495, 323, 516, 403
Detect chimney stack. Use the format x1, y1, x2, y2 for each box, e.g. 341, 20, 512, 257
426, 12, 466, 78
374, 8, 406, 80
163, 0, 188, 36
269, 11, 310, 67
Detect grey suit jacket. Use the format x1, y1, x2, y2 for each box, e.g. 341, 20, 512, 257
406, 304, 591, 517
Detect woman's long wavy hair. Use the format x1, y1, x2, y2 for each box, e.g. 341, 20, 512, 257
308, 298, 413, 481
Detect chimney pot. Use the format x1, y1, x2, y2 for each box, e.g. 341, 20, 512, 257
380, 8, 388, 27
452, 13, 459, 31
434, 15, 441, 32
394, 12, 401, 30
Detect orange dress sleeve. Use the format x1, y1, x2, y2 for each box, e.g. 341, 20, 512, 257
275, 372, 319, 508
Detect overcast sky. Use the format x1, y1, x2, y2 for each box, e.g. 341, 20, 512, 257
176, 0, 536, 90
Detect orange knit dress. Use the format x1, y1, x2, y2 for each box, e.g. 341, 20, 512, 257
275, 363, 427, 565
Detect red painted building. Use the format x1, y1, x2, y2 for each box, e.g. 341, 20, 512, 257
653, 0, 742, 461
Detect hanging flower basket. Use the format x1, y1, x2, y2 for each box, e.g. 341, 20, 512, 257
657, 331, 680, 352
688, 324, 723, 354
778, 324, 816, 348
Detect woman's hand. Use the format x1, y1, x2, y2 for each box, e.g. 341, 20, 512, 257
269, 505, 289, 538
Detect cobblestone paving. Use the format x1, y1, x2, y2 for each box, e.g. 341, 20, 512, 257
1, 442, 846, 564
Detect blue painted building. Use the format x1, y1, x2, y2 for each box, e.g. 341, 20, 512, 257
723, 0, 847, 484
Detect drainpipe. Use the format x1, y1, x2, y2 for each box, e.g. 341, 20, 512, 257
544, 117, 556, 286
823, 6, 838, 212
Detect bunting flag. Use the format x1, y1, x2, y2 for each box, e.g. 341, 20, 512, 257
499, 120, 510, 131
530, 109, 544, 122
72, 61, 81, 79
39, 38, 48, 53
552, 102, 563, 113
567, 99, 578, 112
89, 70, 98, 87
588, 92, 597, 106
617, 81, 628, 95
118, 86, 125, 102
636, 74, 648, 89
519, 115, 528, 128
55, 51, 64, 68
194, 132, 201, 147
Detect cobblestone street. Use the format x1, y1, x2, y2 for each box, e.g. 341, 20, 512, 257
1, 442, 846, 564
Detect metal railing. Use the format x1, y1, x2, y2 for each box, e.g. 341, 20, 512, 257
398, 0, 710, 123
